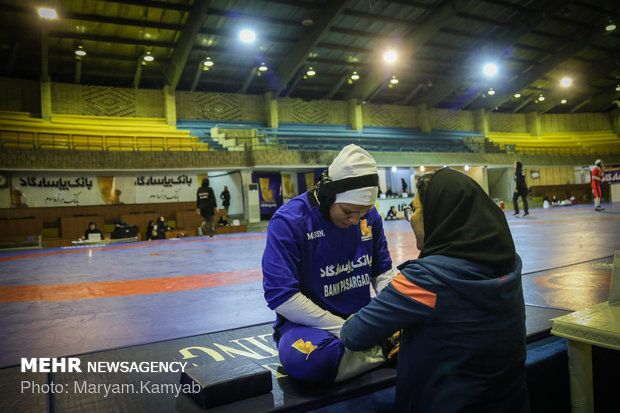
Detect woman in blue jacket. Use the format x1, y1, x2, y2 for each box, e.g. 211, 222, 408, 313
341, 168, 529, 412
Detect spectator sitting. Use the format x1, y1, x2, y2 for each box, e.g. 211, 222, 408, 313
217, 214, 228, 226
153, 216, 171, 240
385, 186, 394, 197
552, 195, 560, 206
385, 206, 398, 220
82, 222, 103, 240
146, 220, 156, 241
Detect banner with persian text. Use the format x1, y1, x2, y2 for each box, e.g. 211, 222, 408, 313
11, 173, 200, 208
603, 165, 620, 184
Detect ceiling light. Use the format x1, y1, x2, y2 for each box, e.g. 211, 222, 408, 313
538, 94, 545, 101
464, 165, 470, 171
419, 165, 425, 172
513, 93, 521, 98
143, 51, 154, 62
258, 63, 268, 71
74, 45, 86, 56
306, 67, 316, 76
616, 84, 620, 92
483, 62, 498, 77
301, 17, 314, 26
391, 166, 397, 173
390, 76, 399, 84
383, 50, 397, 64
488, 88, 495, 95
350, 71, 359, 80
605, 19, 616, 32
38, 7, 57, 19
239, 29, 256, 43
560, 77, 572, 87
561, 99, 567, 104
203, 57, 213, 67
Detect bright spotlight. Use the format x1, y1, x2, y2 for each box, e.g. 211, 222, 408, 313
391, 166, 397, 173
239, 29, 256, 43
560, 77, 572, 87
605, 19, 616, 32
383, 50, 397, 64
483, 62, 498, 77
464, 165, 470, 171
419, 165, 425, 172
38, 7, 57, 19
513, 93, 521, 98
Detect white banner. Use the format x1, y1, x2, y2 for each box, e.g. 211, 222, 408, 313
133, 174, 197, 204
11, 173, 200, 208
12, 174, 104, 207
9, 171, 244, 212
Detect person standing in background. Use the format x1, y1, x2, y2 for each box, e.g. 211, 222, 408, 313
196, 178, 218, 237
591, 159, 604, 211
400, 178, 408, 194
220, 186, 231, 211
513, 161, 529, 217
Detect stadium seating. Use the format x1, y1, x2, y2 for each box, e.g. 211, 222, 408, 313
0, 111, 209, 151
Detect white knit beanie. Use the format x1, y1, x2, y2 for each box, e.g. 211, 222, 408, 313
328, 144, 378, 205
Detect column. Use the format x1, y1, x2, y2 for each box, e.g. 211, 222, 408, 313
163, 85, 176, 126
349, 99, 362, 131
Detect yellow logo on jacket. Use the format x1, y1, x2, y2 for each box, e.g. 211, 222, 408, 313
360, 219, 372, 241
291, 339, 318, 359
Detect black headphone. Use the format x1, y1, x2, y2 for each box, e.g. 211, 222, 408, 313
314, 170, 379, 219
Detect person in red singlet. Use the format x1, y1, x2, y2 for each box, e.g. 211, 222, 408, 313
591, 159, 604, 211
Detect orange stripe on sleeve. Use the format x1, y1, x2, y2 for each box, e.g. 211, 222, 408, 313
390, 272, 437, 308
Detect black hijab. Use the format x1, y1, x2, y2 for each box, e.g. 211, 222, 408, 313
418, 168, 516, 273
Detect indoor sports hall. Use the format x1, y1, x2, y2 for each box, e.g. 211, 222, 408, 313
1, 1, 620, 412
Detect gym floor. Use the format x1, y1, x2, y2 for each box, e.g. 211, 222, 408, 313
1, 202, 618, 370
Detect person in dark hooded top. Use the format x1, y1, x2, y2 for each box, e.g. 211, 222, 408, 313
340, 167, 529, 413
196, 177, 218, 237
513, 161, 529, 216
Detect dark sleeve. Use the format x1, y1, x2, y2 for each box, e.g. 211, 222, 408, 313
369, 208, 392, 277
196, 189, 200, 209
341, 272, 435, 351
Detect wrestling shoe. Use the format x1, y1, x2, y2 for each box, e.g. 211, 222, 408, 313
523, 212, 529, 217
595, 206, 604, 211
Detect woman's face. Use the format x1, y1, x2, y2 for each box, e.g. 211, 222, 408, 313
409, 193, 424, 250
329, 203, 372, 228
